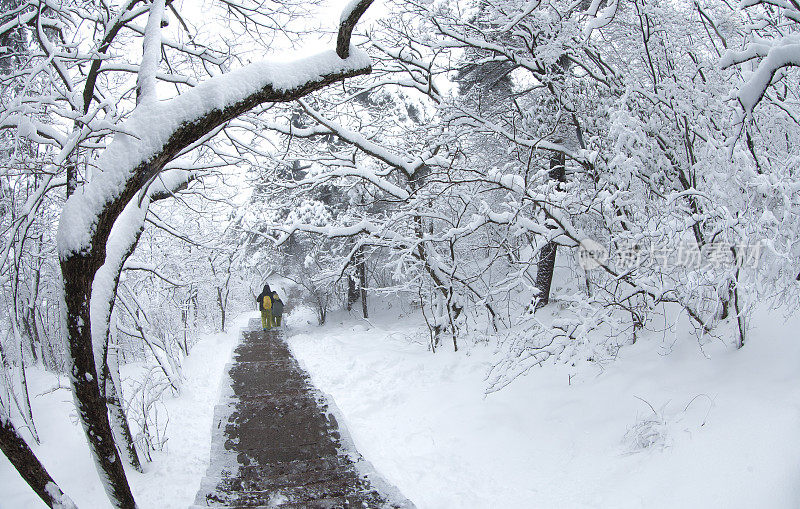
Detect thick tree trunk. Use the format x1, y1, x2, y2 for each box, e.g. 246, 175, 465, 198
534, 151, 566, 311
0, 418, 77, 508
535, 242, 558, 310
62, 253, 136, 509
66, 162, 77, 198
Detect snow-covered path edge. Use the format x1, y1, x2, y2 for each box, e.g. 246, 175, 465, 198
290, 345, 416, 508
0, 313, 248, 509
131, 313, 249, 509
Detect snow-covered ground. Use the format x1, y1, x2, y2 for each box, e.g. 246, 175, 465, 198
287, 306, 800, 509
3, 308, 799, 508
0, 313, 245, 509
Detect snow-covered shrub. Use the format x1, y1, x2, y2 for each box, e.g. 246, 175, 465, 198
623, 395, 714, 454
623, 396, 673, 454
125, 366, 172, 460
623, 411, 672, 453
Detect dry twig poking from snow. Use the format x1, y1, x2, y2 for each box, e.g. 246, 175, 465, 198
623, 395, 715, 454
623, 396, 672, 453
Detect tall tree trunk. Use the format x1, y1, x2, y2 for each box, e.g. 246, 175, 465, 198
28, 235, 45, 363
66, 162, 77, 198
218, 287, 227, 332
357, 245, 368, 319
62, 253, 136, 509
535, 151, 566, 310
21, 310, 39, 363
190, 285, 198, 328
346, 240, 360, 312
208, 256, 229, 332
0, 418, 77, 508
535, 243, 558, 310
733, 282, 745, 349
347, 275, 358, 311
18, 344, 40, 444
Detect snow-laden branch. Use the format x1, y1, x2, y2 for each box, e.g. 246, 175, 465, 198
431, 17, 544, 76
136, 0, 166, 104
722, 36, 800, 113
274, 218, 384, 245
294, 166, 411, 201
58, 49, 372, 258
721, 2, 800, 113
0, 115, 66, 146
298, 99, 425, 176
90, 170, 195, 378
583, 0, 619, 39
338, 0, 374, 58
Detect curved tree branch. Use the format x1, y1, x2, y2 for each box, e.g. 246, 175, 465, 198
0, 418, 77, 509
58, 2, 375, 506
337, 0, 374, 58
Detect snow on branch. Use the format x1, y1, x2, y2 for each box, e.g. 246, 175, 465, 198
295, 166, 411, 201
721, 1, 800, 113
729, 37, 800, 113
58, 49, 372, 258
136, 0, 166, 105
583, 0, 619, 39
298, 99, 424, 176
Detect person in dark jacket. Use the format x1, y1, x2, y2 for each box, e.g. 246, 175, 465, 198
256, 284, 272, 331
271, 291, 284, 327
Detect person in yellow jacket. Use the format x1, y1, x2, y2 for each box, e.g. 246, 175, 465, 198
255, 284, 273, 331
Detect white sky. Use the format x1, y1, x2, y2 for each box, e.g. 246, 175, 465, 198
175, 0, 375, 62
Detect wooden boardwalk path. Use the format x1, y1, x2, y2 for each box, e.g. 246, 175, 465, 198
192, 319, 413, 509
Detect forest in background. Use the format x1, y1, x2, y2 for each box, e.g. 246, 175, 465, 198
0, 0, 798, 506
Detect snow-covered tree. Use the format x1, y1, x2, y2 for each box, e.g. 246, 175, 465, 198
0, 0, 377, 506
241, 0, 799, 364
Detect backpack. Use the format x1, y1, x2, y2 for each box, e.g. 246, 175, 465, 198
262, 295, 272, 310
272, 293, 284, 315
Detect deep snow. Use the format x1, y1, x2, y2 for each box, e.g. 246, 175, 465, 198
3, 308, 799, 508
286, 306, 800, 509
